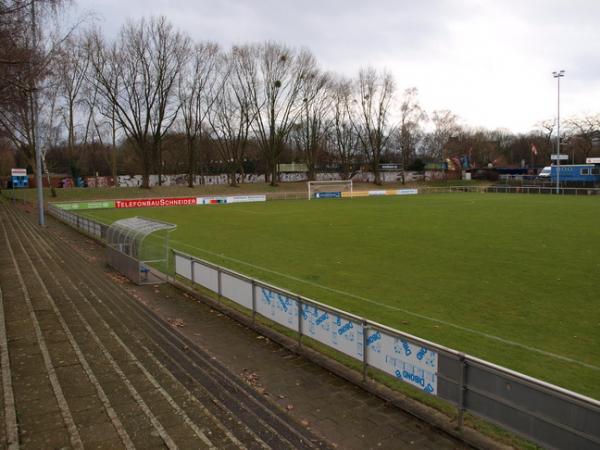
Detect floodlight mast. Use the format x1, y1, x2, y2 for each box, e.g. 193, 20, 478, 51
31, 0, 45, 226
552, 70, 565, 195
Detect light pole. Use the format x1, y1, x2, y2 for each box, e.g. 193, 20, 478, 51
552, 70, 565, 194
31, 0, 45, 225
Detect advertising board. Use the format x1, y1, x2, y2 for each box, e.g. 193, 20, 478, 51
315, 192, 342, 199
226, 195, 267, 203
255, 286, 299, 330
54, 201, 116, 210
301, 304, 364, 360
115, 197, 196, 208
366, 329, 438, 394
395, 189, 418, 195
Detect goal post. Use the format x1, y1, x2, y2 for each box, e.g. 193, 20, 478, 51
307, 180, 353, 200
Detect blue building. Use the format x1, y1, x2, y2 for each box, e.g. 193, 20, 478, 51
539, 164, 600, 185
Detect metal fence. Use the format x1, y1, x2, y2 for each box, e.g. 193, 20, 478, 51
263, 185, 600, 197
173, 249, 600, 450
47, 203, 107, 239
424, 185, 600, 196
264, 191, 308, 201
48, 205, 167, 285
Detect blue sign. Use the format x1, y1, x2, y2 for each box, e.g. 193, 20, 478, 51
11, 176, 28, 188
11, 169, 28, 188
314, 191, 341, 199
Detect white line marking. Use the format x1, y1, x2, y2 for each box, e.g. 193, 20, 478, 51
170, 239, 600, 372
0, 286, 19, 450
0, 215, 84, 449
10, 210, 203, 450
6, 217, 136, 450
24, 209, 254, 450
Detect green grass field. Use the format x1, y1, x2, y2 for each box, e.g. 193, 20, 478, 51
80, 193, 600, 399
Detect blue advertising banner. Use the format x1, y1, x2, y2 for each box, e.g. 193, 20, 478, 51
314, 192, 342, 199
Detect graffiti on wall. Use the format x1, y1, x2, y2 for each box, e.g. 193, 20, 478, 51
75, 171, 423, 188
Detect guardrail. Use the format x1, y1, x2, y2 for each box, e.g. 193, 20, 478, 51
47, 203, 107, 239
424, 185, 600, 196
173, 249, 600, 450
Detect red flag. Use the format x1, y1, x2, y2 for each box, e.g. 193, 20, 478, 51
531, 144, 538, 155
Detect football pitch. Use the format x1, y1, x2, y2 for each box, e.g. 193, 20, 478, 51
80, 193, 600, 399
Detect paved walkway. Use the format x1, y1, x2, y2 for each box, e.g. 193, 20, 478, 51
0, 200, 468, 449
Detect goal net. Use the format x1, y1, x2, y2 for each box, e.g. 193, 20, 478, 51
307, 180, 353, 200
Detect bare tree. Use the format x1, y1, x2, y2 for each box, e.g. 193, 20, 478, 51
238, 42, 318, 186
531, 119, 557, 164
292, 68, 330, 181
149, 17, 190, 185
0, 0, 65, 168
565, 114, 600, 162
89, 17, 189, 188
352, 67, 395, 185
207, 46, 256, 186
84, 30, 121, 185
536, 119, 556, 144
425, 109, 461, 162
54, 32, 89, 178
329, 77, 360, 179
178, 41, 218, 187
397, 87, 426, 183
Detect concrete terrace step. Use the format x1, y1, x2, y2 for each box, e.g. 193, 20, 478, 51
0, 202, 330, 449
0, 200, 471, 449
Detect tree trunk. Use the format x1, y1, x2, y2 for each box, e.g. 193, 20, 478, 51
157, 142, 163, 186
401, 153, 406, 185
270, 160, 278, 187
187, 137, 194, 188
141, 143, 151, 189
111, 107, 118, 187
141, 161, 150, 189
373, 159, 381, 185
229, 169, 238, 187
239, 160, 245, 184
111, 146, 118, 187
68, 103, 75, 159
308, 160, 316, 181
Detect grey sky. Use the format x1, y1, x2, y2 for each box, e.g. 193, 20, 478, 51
75, 0, 600, 132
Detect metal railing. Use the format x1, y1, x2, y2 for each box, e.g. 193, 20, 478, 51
173, 249, 600, 450
48, 205, 166, 285
47, 203, 107, 239
423, 185, 600, 196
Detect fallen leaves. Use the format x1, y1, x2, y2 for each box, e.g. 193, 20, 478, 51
241, 368, 260, 387
107, 272, 128, 285
167, 318, 185, 328
240, 368, 271, 398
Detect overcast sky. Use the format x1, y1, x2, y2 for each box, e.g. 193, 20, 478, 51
74, 0, 600, 133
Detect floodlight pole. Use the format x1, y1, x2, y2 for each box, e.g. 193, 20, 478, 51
31, 0, 45, 225
552, 70, 565, 195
